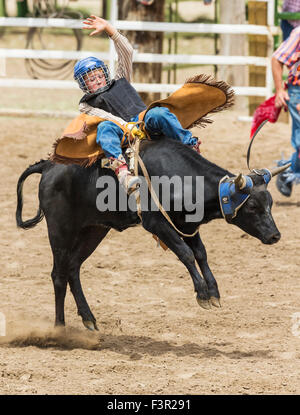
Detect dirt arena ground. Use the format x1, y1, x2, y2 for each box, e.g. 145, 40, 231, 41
0, 107, 299, 395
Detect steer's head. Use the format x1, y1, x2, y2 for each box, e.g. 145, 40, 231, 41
219, 164, 290, 244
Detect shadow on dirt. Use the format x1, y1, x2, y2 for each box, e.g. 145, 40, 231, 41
98, 334, 272, 360
1, 328, 272, 361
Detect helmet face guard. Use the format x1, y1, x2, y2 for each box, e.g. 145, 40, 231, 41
74, 57, 111, 94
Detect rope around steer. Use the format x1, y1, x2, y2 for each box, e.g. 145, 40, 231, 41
129, 131, 200, 239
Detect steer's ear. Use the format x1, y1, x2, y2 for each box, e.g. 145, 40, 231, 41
234, 173, 247, 190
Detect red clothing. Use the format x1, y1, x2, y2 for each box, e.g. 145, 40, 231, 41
272, 26, 300, 85
250, 95, 282, 139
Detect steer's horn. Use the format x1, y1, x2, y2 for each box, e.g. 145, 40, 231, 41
234, 173, 247, 189
269, 162, 292, 177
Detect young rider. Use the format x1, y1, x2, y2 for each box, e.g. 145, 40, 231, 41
74, 15, 199, 193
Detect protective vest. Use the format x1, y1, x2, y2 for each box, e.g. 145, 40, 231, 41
80, 77, 147, 121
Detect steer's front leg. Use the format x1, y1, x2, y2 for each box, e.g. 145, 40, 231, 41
142, 213, 211, 309
184, 233, 221, 308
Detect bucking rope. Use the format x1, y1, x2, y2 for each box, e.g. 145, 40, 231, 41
125, 122, 200, 239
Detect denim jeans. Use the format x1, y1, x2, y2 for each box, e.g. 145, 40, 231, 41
288, 85, 300, 173
96, 106, 197, 158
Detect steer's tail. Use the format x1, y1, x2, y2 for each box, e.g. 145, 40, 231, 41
16, 160, 47, 229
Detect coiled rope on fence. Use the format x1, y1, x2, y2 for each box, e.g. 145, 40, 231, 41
25, 0, 83, 79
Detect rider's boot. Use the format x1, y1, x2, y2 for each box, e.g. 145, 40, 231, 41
110, 155, 140, 194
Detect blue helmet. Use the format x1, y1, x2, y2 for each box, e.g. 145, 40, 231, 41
74, 57, 111, 94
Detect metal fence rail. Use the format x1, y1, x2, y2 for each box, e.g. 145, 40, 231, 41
0, 0, 278, 99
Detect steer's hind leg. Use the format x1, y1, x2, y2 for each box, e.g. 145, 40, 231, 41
49, 222, 109, 329
68, 225, 110, 331
51, 256, 68, 328
184, 233, 221, 308
142, 214, 211, 309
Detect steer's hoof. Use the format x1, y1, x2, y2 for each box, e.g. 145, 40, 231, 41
83, 320, 99, 331
54, 325, 66, 334
210, 296, 221, 308
196, 296, 211, 310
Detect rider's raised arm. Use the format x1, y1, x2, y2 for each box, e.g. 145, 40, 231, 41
83, 16, 134, 83
110, 31, 134, 82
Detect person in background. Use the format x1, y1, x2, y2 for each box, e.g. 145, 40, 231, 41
281, 0, 300, 41
272, 26, 300, 196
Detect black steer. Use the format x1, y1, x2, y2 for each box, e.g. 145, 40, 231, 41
16, 138, 287, 330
